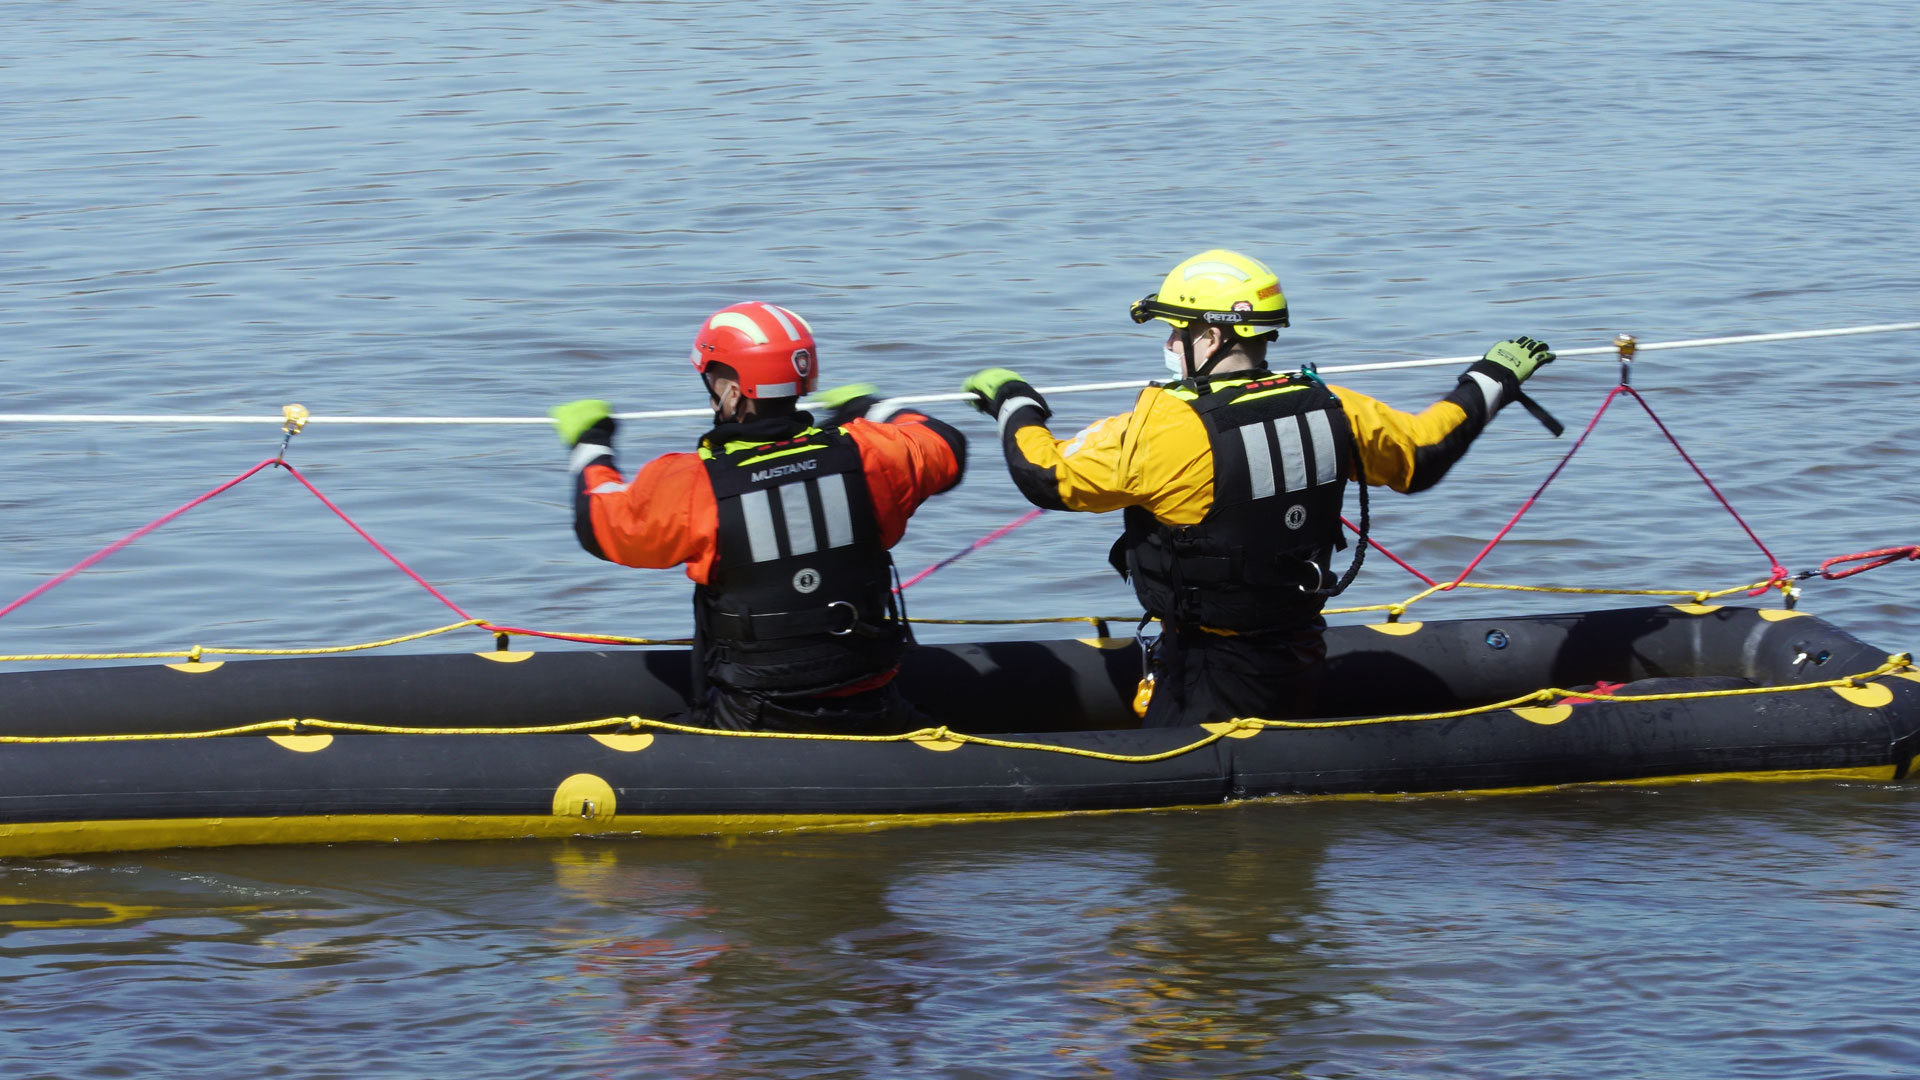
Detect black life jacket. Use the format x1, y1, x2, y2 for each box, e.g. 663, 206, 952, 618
696, 423, 906, 694
1112, 372, 1354, 632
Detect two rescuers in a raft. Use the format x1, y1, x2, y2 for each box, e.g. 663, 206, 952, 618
550, 253, 1551, 733
963, 249, 1554, 727
549, 301, 966, 735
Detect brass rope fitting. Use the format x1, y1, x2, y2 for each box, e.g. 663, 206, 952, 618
1614, 333, 1637, 386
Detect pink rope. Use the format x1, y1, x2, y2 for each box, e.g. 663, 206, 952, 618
1448, 387, 1626, 588
0, 458, 280, 623
897, 507, 1046, 591
1620, 386, 1788, 586
275, 462, 476, 621
1448, 384, 1786, 591
1341, 516, 1438, 587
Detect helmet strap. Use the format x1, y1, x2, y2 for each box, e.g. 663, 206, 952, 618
1187, 327, 1237, 381
1178, 328, 1199, 380
705, 374, 752, 423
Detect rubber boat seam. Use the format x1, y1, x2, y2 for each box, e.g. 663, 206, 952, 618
0, 761, 1901, 858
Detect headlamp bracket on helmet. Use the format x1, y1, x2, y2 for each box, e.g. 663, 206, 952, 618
1130, 294, 1290, 329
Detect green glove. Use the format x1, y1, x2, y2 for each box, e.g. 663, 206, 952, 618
962, 367, 1051, 427
1480, 337, 1556, 383
813, 382, 879, 410
962, 368, 1024, 407
548, 399, 612, 447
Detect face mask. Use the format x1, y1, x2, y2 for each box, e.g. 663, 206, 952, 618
1163, 345, 1186, 378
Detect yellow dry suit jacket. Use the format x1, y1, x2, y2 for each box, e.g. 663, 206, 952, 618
992, 364, 1518, 628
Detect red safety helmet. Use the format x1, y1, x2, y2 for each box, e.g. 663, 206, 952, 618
689, 301, 818, 399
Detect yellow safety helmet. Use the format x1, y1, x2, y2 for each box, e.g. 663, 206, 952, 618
1130, 249, 1289, 339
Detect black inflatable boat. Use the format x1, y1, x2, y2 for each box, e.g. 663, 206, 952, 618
0, 603, 1914, 858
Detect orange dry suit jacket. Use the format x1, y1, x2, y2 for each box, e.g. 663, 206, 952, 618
567, 405, 966, 695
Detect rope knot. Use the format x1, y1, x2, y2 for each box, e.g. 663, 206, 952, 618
188, 644, 203, 663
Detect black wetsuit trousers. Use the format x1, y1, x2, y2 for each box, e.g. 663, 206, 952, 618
1141, 620, 1328, 728
689, 680, 931, 736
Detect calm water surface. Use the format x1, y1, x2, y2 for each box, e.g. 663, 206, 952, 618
3, 1, 1919, 1076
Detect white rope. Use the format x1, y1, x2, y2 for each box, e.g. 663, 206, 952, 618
3, 321, 1914, 426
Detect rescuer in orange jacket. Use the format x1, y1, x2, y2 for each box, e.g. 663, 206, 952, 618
962, 250, 1556, 728
551, 301, 966, 734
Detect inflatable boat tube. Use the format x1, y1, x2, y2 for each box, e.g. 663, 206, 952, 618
0, 604, 1914, 858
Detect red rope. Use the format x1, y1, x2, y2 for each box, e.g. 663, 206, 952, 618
1619, 386, 1787, 588
0, 458, 280, 624
1341, 516, 1438, 587
1819, 545, 1920, 580
1448, 384, 1786, 593
1449, 386, 1625, 587
897, 507, 1045, 591
273, 463, 476, 621
0, 458, 491, 635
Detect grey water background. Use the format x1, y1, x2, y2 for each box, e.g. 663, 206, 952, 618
3, 1, 1919, 1076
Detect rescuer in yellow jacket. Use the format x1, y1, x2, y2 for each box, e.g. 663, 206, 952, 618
962, 249, 1556, 727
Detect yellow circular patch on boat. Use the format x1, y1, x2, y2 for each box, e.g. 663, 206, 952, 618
1366, 622, 1423, 636
590, 732, 654, 752
1670, 604, 1721, 615
1758, 609, 1809, 622
477, 651, 534, 663
1895, 670, 1920, 685
165, 660, 225, 674
908, 730, 965, 752
552, 773, 617, 820
1513, 705, 1572, 725
1201, 721, 1262, 739
1832, 682, 1894, 708
268, 733, 334, 752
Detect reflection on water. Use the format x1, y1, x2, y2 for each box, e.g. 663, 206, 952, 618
8, 786, 1918, 1077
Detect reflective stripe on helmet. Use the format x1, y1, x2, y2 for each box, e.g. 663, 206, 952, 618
760, 303, 803, 341
707, 310, 771, 344
693, 301, 821, 399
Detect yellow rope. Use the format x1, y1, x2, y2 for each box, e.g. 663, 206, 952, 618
0, 615, 1135, 665
0, 568, 1802, 664
1243, 654, 1912, 729
0, 620, 490, 663
4, 656, 1906, 766
905, 616, 1127, 628
1323, 578, 1779, 617
509, 631, 693, 646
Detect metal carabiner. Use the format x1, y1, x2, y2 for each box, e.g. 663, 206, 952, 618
1295, 558, 1325, 594
826, 600, 859, 637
